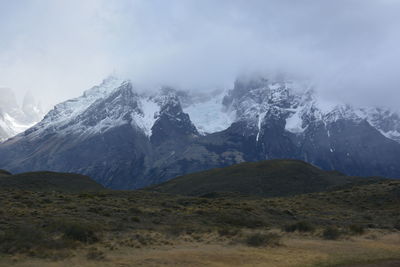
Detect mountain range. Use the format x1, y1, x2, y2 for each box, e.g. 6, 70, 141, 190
0, 75, 400, 189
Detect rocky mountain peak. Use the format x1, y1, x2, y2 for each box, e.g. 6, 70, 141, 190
150, 88, 198, 146
2, 75, 400, 189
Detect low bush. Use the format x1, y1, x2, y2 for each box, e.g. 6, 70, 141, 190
63, 223, 99, 243
86, 248, 106, 261
393, 221, 400, 231
218, 227, 240, 237
283, 221, 315, 233
217, 213, 265, 228
0, 225, 47, 253
0, 224, 75, 254
322, 226, 341, 240
50, 219, 100, 244
349, 224, 365, 235
128, 207, 143, 214
131, 216, 141, 223
165, 225, 185, 237
245, 232, 281, 247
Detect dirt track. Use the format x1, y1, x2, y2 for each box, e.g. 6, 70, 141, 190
341, 260, 400, 267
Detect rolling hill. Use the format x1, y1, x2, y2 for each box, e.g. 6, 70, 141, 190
0, 170, 104, 192
147, 159, 386, 197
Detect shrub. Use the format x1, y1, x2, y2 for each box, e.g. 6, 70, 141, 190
86, 248, 106, 261
283, 221, 315, 233
128, 207, 143, 214
50, 219, 100, 244
87, 207, 103, 214
217, 213, 265, 228
323, 226, 341, 240
63, 223, 99, 243
218, 227, 240, 237
393, 221, 400, 231
349, 224, 365, 235
131, 216, 141, 223
0, 225, 46, 253
0, 224, 74, 254
78, 193, 95, 199
245, 232, 281, 247
165, 225, 185, 237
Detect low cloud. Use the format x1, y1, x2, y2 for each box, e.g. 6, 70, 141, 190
0, 0, 400, 110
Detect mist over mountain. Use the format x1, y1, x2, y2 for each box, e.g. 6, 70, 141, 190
1, 75, 399, 189
0, 88, 43, 142
1, 0, 400, 110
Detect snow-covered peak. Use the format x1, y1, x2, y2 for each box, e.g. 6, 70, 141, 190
323, 105, 364, 124
357, 107, 400, 143
24, 81, 185, 139
216, 76, 400, 143
153, 87, 181, 112
0, 88, 43, 142
32, 77, 124, 134
221, 78, 313, 136
83, 75, 123, 99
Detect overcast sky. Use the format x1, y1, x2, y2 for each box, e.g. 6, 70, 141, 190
0, 0, 400, 110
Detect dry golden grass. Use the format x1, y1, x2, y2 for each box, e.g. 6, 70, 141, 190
1, 230, 399, 267
1, 181, 399, 267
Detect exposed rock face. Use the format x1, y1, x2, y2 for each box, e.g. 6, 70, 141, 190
1, 76, 400, 189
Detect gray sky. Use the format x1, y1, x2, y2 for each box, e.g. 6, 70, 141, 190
0, 0, 400, 110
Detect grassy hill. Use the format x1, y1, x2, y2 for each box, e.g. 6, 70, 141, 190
147, 159, 385, 197
0, 170, 104, 192
0, 169, 12, 176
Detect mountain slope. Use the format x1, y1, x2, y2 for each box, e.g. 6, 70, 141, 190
147, 159, 385, 197
1, 76, 400, 189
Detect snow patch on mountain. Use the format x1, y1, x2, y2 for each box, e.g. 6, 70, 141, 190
285, 107, 306, 134
135, 97, 160, 136
380, 130, 400, 140
85, 115, 127, 135
256, 111, 267, 141
3, 113, 36, 134
183, 92, 235, 135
